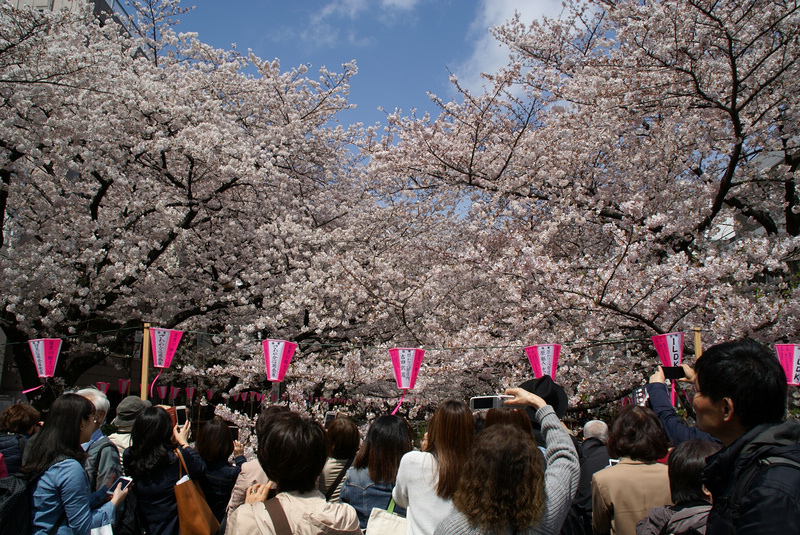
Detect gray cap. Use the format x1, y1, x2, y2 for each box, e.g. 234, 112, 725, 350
112, 396, 151, 428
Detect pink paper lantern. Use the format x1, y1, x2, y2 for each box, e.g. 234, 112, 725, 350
651, 332, 684, 368
389, 348, 425, 390
28, 338, 62, 378
149, 328, 183, 368
118, 379, 131, 395
776, 344, 800, 386
524, 344, 561, 379
262, 340, 297, 382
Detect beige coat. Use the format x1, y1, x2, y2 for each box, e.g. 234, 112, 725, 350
592, 458, 671, 535
227, 490, 360, 535
227, 458, 270, 516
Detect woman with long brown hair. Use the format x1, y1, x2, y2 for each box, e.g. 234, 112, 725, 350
434, 387, 581, 535
393, 399, 474, 535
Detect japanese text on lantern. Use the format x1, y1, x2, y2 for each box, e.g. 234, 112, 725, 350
398, 349, 415, 387
268, 340, 284, 379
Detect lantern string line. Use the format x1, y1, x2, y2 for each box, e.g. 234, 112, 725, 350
1, 327, 714, 352
391, 389, 407, 415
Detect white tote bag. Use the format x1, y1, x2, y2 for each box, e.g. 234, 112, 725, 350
365, 499, 406, 535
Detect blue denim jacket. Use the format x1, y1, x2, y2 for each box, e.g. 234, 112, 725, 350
32, 458, 115, 535
339, 466, 406, 530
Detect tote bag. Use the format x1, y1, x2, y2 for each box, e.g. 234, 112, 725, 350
365, 499, 406, 535
174, 449, 220, 535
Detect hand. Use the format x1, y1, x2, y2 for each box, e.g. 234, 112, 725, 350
233, 440, 244, 457
504, 387, 546, 410
421, 432, 429, 451
680, 363, 696, 384
649, 366, 666, 384
174, 421, 190, 447
109, 480, 131, 508
245, 482, 273, 504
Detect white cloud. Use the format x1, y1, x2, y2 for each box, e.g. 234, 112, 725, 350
453, 0, 566, 94
380, 0, 423, 10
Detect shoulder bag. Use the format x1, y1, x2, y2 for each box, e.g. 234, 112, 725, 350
174, 448, 220, 535
365, 498, 406, 535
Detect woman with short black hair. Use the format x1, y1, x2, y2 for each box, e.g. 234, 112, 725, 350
319, 416, 360, 501
196, 417, 246, 521
592, 406, 673, 535
226, 411, 360, 534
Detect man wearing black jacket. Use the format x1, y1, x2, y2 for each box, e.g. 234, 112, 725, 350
694, 339, 800, 534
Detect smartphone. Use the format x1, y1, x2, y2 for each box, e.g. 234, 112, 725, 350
324, 411, 337, 429
469, 395, 513, 410
107, 476, 133, 494
229, 425, 239, 441
662, 366, 686, 380
175, 405, 188, 427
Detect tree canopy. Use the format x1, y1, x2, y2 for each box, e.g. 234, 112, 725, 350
1, 0, 798, 413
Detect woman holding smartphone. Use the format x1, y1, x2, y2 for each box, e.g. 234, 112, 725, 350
123, 406, 206, 535
23, 393, 129, 535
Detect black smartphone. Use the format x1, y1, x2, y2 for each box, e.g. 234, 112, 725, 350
107, 476, 133, 494
468, 395, 513, 410
175, 405, 188, 426
229, 425, 239, 441
663, 366, 686, 380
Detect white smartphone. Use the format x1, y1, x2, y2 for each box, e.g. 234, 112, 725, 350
468, 395, 514, 410
175, 405, 188, 426
107, 475, 133, 494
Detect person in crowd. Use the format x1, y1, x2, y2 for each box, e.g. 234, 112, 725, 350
226, 411, 361, 534
108, 396, 150, 458
196, 416, 246, 522
75, 387, 123, 493
319, 416, 360, 502
435, 387, 581, 535
518, 376, 577, 462
393, 399, 475, 535
484, 406, 534, 435
561, 420, 611, 535
693, 339, 800, 533
226, 404, 291, 516
22, 393, 129, 535
647, 366, 719, 446
592, 405, 672, 535
0, 401, 40, 474
339, 414, 413, 530
636, 439, 721, 535
123, 406, 206, 535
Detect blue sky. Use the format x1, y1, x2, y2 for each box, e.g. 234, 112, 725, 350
177, 0, 565, 127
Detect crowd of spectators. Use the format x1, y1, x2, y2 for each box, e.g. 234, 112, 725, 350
1, 338, 799, 535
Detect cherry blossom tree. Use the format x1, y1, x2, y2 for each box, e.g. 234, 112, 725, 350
3, 0, 799, 415
363, 0, 800, 406
0, 2, 394, 402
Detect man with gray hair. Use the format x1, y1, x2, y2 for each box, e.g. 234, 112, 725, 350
76, 387, 123, 494
561, 420, 611, 535
583, 419, 609, 444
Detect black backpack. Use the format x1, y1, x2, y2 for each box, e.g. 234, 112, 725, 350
0, 471, 38, 535
727, 455, 800, 534
0, 457, 69, 535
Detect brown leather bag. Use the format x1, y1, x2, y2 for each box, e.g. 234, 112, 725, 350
173, 448, 220, 535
